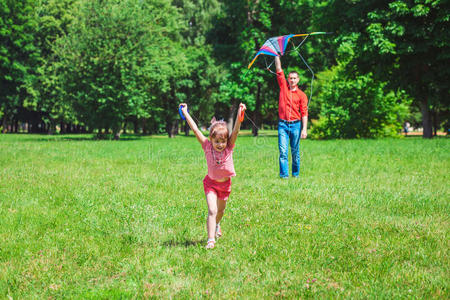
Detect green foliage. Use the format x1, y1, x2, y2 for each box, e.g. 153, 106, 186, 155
0, 0, 39, 125
316, 0, 449, 137
55, 0, 189, 134
311, 66, 411, 139
171, 0, 222, 126
217, 64, 254, 106
32, 0, 78, 129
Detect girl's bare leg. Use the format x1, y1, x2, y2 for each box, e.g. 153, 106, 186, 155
206, 192, 218, 240
216, 198, 227, 224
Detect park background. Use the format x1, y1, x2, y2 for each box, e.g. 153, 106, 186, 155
1, 0, 449, 299
1, 0, 448, 139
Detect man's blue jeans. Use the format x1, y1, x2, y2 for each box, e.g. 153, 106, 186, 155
278, 120, 301, 178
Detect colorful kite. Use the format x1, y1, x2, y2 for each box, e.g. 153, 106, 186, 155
248, 32, 332, 69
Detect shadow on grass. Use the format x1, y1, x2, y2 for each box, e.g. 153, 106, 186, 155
16, 134, 145, 142
404, 134, 448, 139
178, 129, 279, 138
239, 130, 278, 137
162, 238, 205, 248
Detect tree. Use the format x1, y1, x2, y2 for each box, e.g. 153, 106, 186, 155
315, 0, 449, 138
169, 0, 222, 136
32, 0, 78, 134
311, 66, 411, 138
210, 0, 277, 135
55, 0, 189, 139
0, 0, 39, 133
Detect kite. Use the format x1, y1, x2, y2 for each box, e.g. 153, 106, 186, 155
247, 32, 332, 70
247, 32, 332, 106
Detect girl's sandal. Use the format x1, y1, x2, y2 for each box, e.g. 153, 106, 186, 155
215, 225, 222, 239
206, 240, 215, 249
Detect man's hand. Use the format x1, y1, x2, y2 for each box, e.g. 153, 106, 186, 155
301, 129, 307, 139
301, 116, 308, 139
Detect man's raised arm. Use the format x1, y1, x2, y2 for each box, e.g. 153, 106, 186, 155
275, 56, 282, 72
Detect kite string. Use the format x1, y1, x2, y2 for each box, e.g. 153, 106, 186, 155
238, 67, 264, 131
186, 109, 261, 133
245, 114, 260, 131
290, 39, 315, 109
182, 109, 201, 125
296, 51, 314, 109
191, 113, 201, 125
263, 56, 277, 75
293, 34, 310, 51
182, 68, 255, 131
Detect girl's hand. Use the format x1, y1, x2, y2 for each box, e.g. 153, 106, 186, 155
238, 103, 246, 122
179, 103, 188, 114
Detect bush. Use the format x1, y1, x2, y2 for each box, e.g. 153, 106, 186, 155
310, 67, 410, 139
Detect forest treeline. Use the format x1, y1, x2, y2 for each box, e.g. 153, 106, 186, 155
1, 0, 448, 139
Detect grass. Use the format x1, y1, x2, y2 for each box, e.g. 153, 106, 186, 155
0, 132, 448, 298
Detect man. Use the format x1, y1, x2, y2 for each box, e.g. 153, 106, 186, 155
275, 56, 308, 178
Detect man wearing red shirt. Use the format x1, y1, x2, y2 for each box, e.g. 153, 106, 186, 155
275, 56, 308, 178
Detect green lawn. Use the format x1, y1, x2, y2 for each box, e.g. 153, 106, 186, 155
0, 133, 448, 298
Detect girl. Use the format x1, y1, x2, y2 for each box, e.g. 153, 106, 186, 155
179, 103, 246, 249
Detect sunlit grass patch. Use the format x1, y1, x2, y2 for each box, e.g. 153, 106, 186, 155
0, 133, 448, 298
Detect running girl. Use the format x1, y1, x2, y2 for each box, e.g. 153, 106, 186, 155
179, 103, 246, 249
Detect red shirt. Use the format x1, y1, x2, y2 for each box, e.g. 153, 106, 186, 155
277, 70, 308, 121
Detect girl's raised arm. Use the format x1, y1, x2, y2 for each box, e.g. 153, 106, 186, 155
179, 103, 207, 145
229, 103, 246, 146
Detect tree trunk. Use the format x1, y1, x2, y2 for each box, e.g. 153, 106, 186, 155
13, 119, 18, 133
165, 82, 179, 138
184, 121, 190, 136
123, 121, 127, 134
252, 83, 262, 136
166, 119, 178, 138
112, 123, 122, 140
432, 109, 438, 136
420, 99, 433, 138
142, 118, 148, 135
133, 119, 139, 134
47, 120, 55, 135
1, 114, 6, 133
30, 120, 36, 133
227, 100, 238, 134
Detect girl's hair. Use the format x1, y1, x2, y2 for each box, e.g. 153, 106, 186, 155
209, 117, 228, 140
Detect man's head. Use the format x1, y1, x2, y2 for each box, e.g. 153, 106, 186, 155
288, 71, 300, 90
